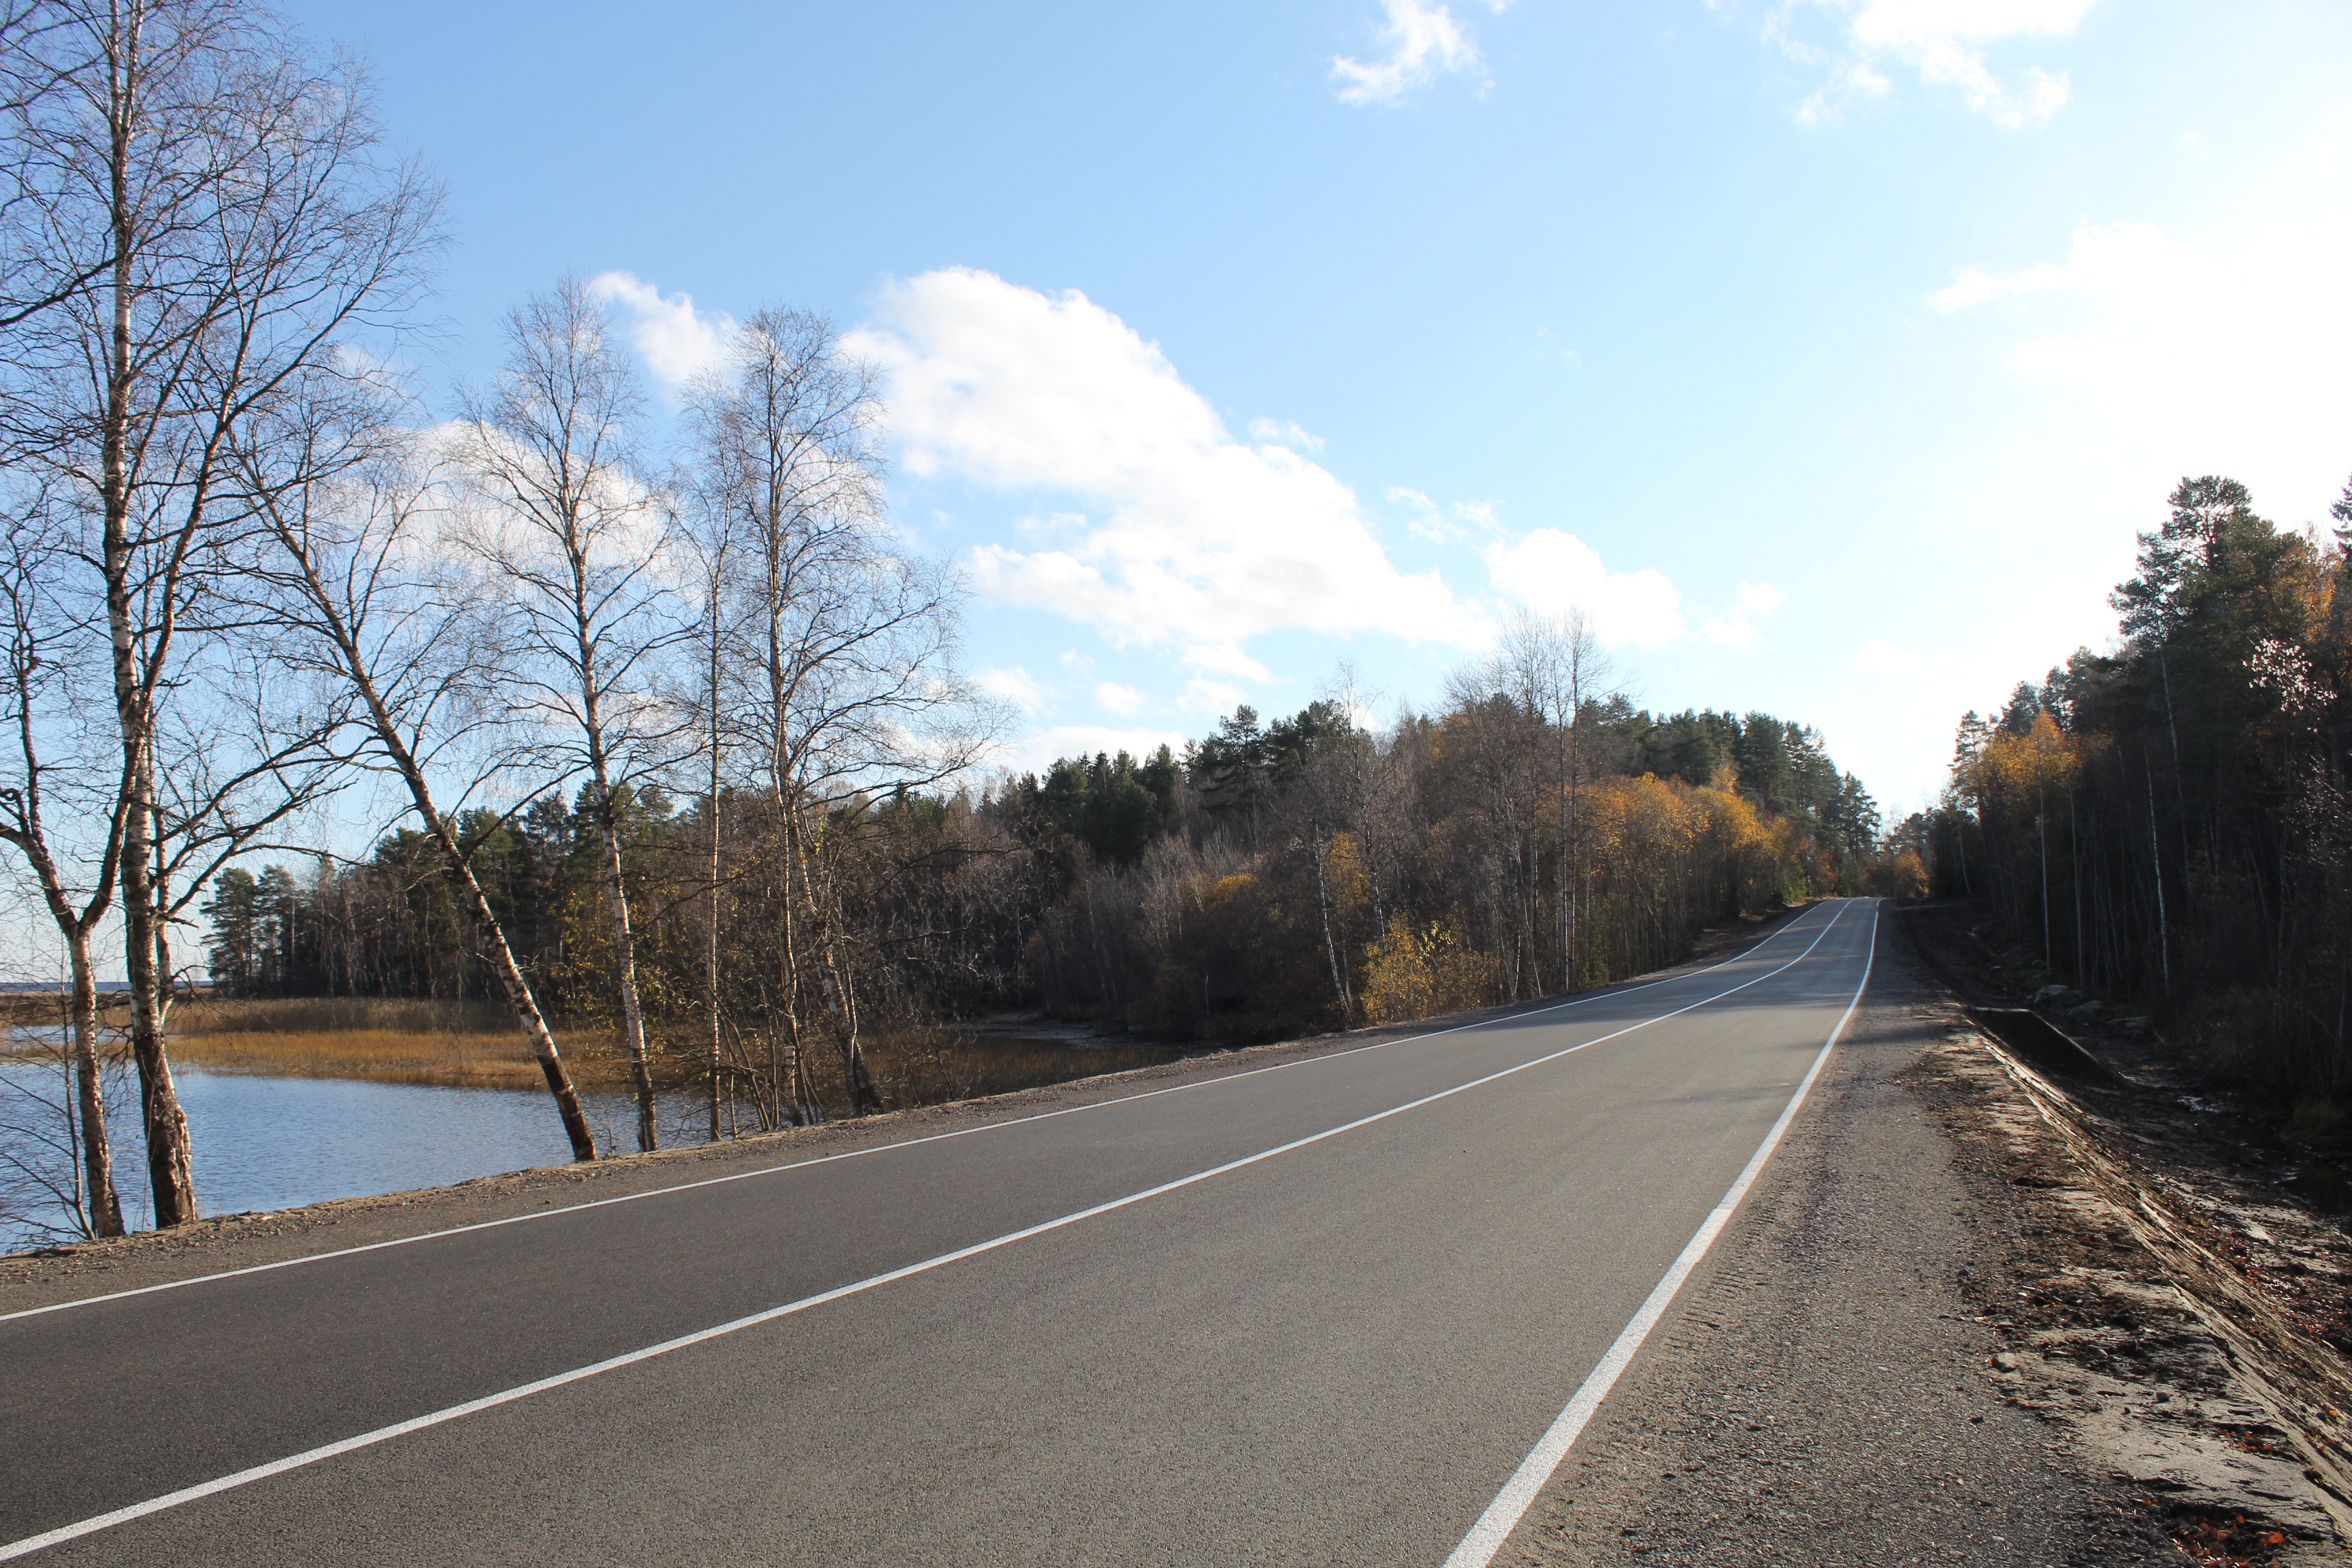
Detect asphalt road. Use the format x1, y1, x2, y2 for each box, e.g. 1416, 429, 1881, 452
1, 898, 1881, 1567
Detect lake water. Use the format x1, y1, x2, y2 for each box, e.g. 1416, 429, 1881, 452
0, 1061, 697, 1247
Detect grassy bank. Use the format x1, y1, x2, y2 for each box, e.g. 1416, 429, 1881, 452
3, 993, 1191, 1109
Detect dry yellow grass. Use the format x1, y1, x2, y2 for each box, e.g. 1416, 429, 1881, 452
164, 1028, 590, 1090
165, 998, 646, 1090
4, 993, 1192, 1108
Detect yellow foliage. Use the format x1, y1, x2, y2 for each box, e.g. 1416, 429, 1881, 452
1200, 872, 1260, 911
1324, 833, 1372, 920
1360, 916, 1490, 1025
1967, 712, 2082, 812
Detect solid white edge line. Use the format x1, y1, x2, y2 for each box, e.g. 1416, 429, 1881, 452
0, 906, 1863, 1563
0, 904, 1846, 1326
1438, 898, 1882, 1568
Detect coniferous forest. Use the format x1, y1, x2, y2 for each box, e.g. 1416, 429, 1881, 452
1929, 476, 2352, 1101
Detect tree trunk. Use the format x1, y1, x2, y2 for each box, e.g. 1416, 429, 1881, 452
592, 781, 657, 1153
65, 933, 123, 1238
1312, 832, 1351, 1019
707, 786, 723, 1144
448, 849, 596, 1161
118, 760, 196, 1225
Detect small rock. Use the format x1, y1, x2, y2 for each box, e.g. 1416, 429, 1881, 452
2113, 1016, 2152, 1036
1992, 1351, 2021, 1371
2065, 1000, 2106, 1024
2033, 984, 2086, 1009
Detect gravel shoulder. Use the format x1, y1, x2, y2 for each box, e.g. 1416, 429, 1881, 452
1493, 905, 2352, 1568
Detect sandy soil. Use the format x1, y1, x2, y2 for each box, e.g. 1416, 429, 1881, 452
1906, 900, 2352, 1564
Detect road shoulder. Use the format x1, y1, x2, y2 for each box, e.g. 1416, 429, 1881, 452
1489, 917, 2300, 1565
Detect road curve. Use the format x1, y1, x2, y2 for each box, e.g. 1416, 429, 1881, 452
1, 898, 1881, 1567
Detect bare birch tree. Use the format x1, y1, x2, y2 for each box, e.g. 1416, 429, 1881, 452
687, 308, 988, 1117
455, 279, 684, 1152
669, 494, 736, 1141
241, 433, 598, 1162
1490, 608, 1615, 989
0, 0, 440, 1222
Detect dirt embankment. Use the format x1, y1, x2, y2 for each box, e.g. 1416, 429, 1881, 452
1903, 899, 2352, 1565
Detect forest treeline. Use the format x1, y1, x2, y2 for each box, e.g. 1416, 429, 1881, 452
206, 687, 1891, 1097
0, 0, 1891, 1241
1928, 475, 2352, 1100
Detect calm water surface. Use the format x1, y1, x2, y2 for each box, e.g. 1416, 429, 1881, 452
0, 1060, 681, 1244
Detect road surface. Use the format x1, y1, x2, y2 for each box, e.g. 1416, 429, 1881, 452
1, 899, 1881, 1565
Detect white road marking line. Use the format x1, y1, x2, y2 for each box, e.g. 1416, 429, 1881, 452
0, 907, 1861, 1563
0, 903, 1844, 1326
1439, 899, 1881, 1568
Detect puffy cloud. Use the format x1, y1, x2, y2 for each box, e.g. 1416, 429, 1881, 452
1330, 0, 1502, 108
846, 267, 1488, 674
1482, 528, 1684, 648
589, 272, 734, 389
1094, 681, 1146, 715
1768, 0, 2094, 129
974, 666, 1049, 713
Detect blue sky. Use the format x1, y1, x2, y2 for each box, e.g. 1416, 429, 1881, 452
293, 0, 2352, 815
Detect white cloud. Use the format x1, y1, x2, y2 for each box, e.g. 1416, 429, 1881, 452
1247, 417, 1324, 453
1330, 0, 1501, 108
1853, 637, 1931, 676
1482, 528, 1685, 648
846, 267, 1488, 674
974, 666, 1049, 713
1928, 146, 2352, 517
1931, 220, 2177, 316
1452, 499, 1503, 534
1699, 580, 1790, 653
1389, 485, 1457, 543
1094, 681, 1146, 715
1181, 643, 1274, 681
1770, 0, 2093, 129
1389, 489, 1501, 544
589, 272, 735, 389
1180, 678, 1250, 715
